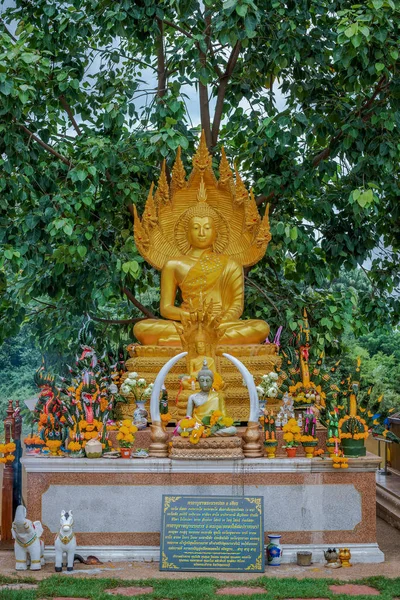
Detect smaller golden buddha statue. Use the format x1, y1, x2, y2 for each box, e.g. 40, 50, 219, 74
176, 299, 225, 392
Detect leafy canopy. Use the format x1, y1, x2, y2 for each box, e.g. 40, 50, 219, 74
0, 0, 399, 352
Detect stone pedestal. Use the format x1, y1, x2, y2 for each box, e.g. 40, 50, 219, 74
170, 436, 243, 460
22, 453, 383, 564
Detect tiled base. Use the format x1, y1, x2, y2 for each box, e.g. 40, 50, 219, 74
42, 543, 384, 564
23, 456, 381, 555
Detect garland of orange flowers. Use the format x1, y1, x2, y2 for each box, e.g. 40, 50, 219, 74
0, 442, 16, 464
332, 455, 349, 469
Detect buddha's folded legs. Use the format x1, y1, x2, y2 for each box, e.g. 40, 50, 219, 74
219, 320, 270, 345
133, 319, 181, 345
134, 318, 269, 346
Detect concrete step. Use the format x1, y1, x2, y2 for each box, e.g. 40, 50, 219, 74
376, 471, 400, 531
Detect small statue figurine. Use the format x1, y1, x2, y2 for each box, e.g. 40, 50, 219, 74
186, 360, 236, 435
55, 510, 77, 572
12, 505, 45, 571
339, 547, 352, 567
324, 547, 341, 569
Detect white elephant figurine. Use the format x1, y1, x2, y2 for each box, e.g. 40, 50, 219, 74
12, 505, 45, 571
54, 510, 77, 572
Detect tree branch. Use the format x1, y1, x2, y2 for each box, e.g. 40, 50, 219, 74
312, 75, 388, 167
156, 18, 167, 99
89, 314, 145, 325
163, 19, 194, 39
18, 124, 73, 168
244, 276, 281, 316
0, 18, 17, 42
32, 298, 57, 309
122, 287, 156, 319
59, 95, 82, 136
256, 75, 390, 207
198, 16, 213, 149
211, 40, 241, 149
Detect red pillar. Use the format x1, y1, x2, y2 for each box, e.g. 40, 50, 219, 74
1, 400, 15, 546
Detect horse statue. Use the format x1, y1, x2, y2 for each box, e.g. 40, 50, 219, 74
54, 510, 77, 572
12, 505, 45, 570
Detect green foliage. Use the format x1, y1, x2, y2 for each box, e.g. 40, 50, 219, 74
333, 332, 400, 413
0, 0, 399, 354
0, 574, 398, 600
0, 328, 41, 427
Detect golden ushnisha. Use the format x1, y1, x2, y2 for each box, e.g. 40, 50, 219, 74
133, 131, 271, 347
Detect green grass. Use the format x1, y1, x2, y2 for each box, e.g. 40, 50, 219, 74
0, 575, 399, 600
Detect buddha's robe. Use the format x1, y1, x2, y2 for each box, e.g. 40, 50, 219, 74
191, 391, 226, 425
133, 250, 269, 345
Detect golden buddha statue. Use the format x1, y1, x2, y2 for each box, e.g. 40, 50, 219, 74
120, 132, 281, 424
133, 132, 271, 348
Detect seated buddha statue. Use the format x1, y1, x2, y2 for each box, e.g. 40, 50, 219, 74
186, 359, 226, 425
133, 132, 272, 348
184, 359, 237, 437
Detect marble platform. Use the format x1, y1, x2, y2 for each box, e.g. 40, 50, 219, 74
21, 454, 384, 564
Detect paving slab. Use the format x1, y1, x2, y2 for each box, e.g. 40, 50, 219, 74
0, 583, 38, 590
106, 586, 154, 596
217, 587, 267, 595
330, 585, 380, 596
0, 518, 399, 582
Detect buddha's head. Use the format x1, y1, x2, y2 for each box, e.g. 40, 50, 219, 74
197, 358, 214, 392
175, 197, 228, 255
188, 216, 217, 250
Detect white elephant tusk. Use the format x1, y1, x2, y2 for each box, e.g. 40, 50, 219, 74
222, 353, 260, 423
150, 352, 188, 422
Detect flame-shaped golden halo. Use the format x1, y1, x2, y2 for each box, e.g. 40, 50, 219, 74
133, 131, 271, 270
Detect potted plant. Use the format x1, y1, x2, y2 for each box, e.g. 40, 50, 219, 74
120, 373, 154, 430
117, 419, 138, 458
23, 434, 45, 455
67, 440, 83, 458
263, 410, 278, 458
46, 439, 62, 457
282, 418, 301, 457
256, 371, 280, 415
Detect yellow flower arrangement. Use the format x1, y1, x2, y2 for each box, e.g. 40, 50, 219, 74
300, 435, 317, 443
332, 455, 349, 469
47, 440, 62, 450
222, 416, 234, 427
161, 413, 172, 424
68, 441, 82, 452
210, 410, 223, 427
189, 426, 204, 445
0, 441, 16, 463
24, 435, 45, 446
180, 417, 196, 429
117, 420, 138, 448
282, 419, 301, 448
181, 431, 190, 437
